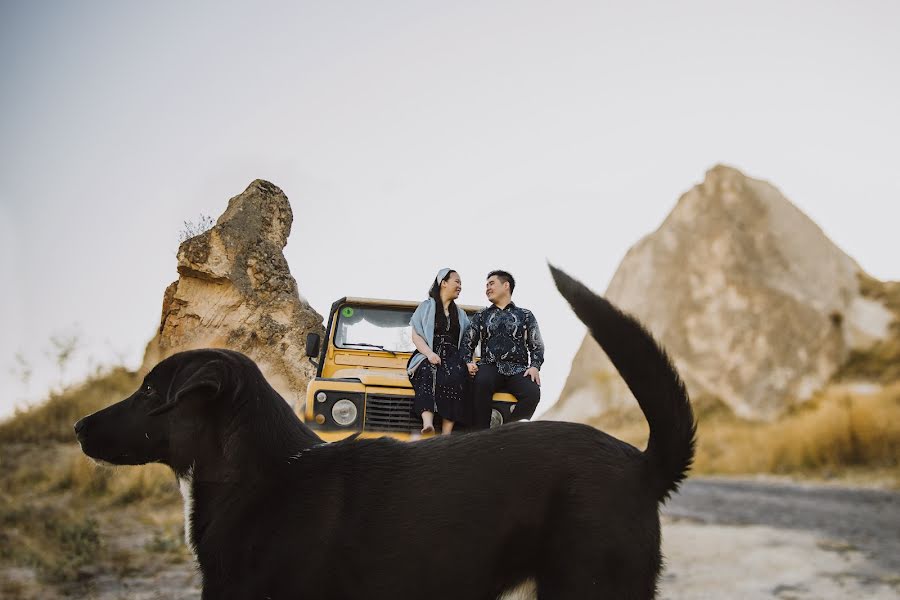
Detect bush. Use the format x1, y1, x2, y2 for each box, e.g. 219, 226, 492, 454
178, 213, 216, 243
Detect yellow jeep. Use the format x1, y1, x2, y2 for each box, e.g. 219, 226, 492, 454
302, 297, 518, 441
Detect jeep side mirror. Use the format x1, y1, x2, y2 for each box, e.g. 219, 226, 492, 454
306, 333, 321, 359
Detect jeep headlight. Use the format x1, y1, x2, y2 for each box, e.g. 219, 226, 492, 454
331, 399, 359, 426
490, 408, 504, 429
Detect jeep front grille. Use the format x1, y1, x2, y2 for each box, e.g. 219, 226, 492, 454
364, 395, 419, 432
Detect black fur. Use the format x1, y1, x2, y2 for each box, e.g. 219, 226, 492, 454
74, 267, 695, 599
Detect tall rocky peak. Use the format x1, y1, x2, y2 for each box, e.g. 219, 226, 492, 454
546, 165, 893, 423
141, 180, 324, 410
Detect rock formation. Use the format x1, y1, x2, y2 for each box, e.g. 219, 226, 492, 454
140, 180, 324, 411
546, 165, 894, 423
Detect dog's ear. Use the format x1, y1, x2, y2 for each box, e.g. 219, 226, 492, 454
149, 359, 225, 416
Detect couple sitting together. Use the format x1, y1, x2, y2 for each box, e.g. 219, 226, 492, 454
407, 268, 544, 435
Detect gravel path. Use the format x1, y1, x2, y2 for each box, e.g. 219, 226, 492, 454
659, 477, 900, 599
665, 477, 900, 572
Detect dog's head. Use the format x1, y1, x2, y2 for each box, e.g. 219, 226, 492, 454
74, 349, 248, 475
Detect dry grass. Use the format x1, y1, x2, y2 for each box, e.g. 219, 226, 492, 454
838, 273, 900, 383
0, 441, 181, 586
857, 272, 900, 313
2, 442, 179, 512
839, 340, 900, 383
0, 490, 101, 583
48, 451, 178, 506
0, 368, 140, 445
695, 385, 900, 476
0, 368, 185, 591
596, 384, 900, 484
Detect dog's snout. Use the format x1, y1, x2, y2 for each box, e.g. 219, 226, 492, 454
74, 418, 87, 437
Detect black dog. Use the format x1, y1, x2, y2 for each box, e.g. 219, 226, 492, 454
75, 267, 695, 599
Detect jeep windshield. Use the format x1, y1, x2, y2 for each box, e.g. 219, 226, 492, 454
334, 305, 416, 353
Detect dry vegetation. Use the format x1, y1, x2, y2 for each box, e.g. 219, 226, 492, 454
0, 367, 139, 445
606, 383, 900, 486
0, 369, 192, 599
837, 273, 900, 383
695, 384, 900, 478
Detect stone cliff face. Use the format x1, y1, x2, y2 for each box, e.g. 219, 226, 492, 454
546, 165, 893, 423
140, 180, 324, 410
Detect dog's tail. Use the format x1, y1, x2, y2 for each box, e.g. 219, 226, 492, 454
550, 265, 696, 502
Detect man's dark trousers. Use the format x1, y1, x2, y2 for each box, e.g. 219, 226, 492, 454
472, 364, 540, 429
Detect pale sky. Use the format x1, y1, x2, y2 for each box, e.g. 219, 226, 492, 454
1, 1, 898, 419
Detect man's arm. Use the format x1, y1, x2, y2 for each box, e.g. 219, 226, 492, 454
525, 310, 544, 371
460, 312, 481, 365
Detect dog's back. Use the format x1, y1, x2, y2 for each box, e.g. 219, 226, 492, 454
212, 422, 648, 599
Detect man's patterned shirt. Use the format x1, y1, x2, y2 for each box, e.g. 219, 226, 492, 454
461, 302, 544, 375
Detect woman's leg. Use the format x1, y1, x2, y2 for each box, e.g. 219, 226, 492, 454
441, 418, 454, 435
421, 410, 435, 434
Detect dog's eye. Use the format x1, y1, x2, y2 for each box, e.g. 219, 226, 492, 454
143, 384, 154, 394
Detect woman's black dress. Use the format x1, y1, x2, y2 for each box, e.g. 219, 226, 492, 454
410, 312, 469, 424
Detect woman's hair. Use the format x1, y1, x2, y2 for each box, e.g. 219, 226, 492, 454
429, 269, 459, 332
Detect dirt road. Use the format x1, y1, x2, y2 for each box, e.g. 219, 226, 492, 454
659, 477, 900, 599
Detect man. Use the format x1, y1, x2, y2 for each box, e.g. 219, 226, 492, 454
461, 270, 544, 429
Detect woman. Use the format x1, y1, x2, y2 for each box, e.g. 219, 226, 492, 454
408, 268, 471, 435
